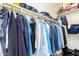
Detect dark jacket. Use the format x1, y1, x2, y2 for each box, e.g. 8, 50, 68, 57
8, 12, 18, 56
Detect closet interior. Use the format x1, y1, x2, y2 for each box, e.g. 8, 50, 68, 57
0, 3, 79, 56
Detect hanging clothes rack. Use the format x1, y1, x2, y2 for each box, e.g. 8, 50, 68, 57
0, 3, 64, 27
0, 3, 67, 56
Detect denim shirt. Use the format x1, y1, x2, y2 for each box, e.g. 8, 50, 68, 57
49, 24, 56, 54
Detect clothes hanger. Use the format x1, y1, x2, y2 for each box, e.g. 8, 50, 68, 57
29, 12, 38, 23
44, 17, 53, 25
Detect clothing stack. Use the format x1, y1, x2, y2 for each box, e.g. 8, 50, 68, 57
68, 24, 79, 34
63, 3, 79, 12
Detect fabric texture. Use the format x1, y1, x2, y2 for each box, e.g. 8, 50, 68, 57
49, 24, 56, 54
45, 22, 52, 55
16, 14, 28, 56
8, 12, 18, 56
0, 7, 9, 56
22, 15, 33, 56
55, 24, 63, 51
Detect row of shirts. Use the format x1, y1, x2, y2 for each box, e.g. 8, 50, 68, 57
0, 7, 64, 56
33, 20, 63, 56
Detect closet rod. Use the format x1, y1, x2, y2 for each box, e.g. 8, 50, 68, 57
0, 3, 64, 27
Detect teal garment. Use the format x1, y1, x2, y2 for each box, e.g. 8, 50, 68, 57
22, 15, 33, 56
55, 24, 63, 51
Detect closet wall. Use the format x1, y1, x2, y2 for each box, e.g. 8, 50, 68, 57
27, 3, 62, 18
66, 12, 79, 28
66, 12, 79, 49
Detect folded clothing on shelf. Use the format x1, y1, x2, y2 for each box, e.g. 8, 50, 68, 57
68, 24, 79, 34
40, 11, 52, 18
64, 3, 79, 12
20, 3, 38, 13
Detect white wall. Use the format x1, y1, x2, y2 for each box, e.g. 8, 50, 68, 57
66, 12, 79, 49
66, 13, 79, 24
27, 3, 61, 18
66, 12, 79, 28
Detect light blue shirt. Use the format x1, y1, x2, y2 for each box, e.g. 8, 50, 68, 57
33, 20, 51, 56
44, 22, 52, 55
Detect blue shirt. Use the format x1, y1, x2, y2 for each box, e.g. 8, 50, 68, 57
49, 24, 56, 54
54, 24, 62, 51
22, 15, 33, 56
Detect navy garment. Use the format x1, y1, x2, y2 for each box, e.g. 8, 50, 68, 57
8, 12, 18, 56
30, 23, 36, 54
0, 7, 9, 55
62, 27, 67, 47
49, 24, 56, 54
68, 24, 79, 34
20, 3, 27, 8
16, 14, 27, 56
21, 15, 29, 56
20, 3, 38, 13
